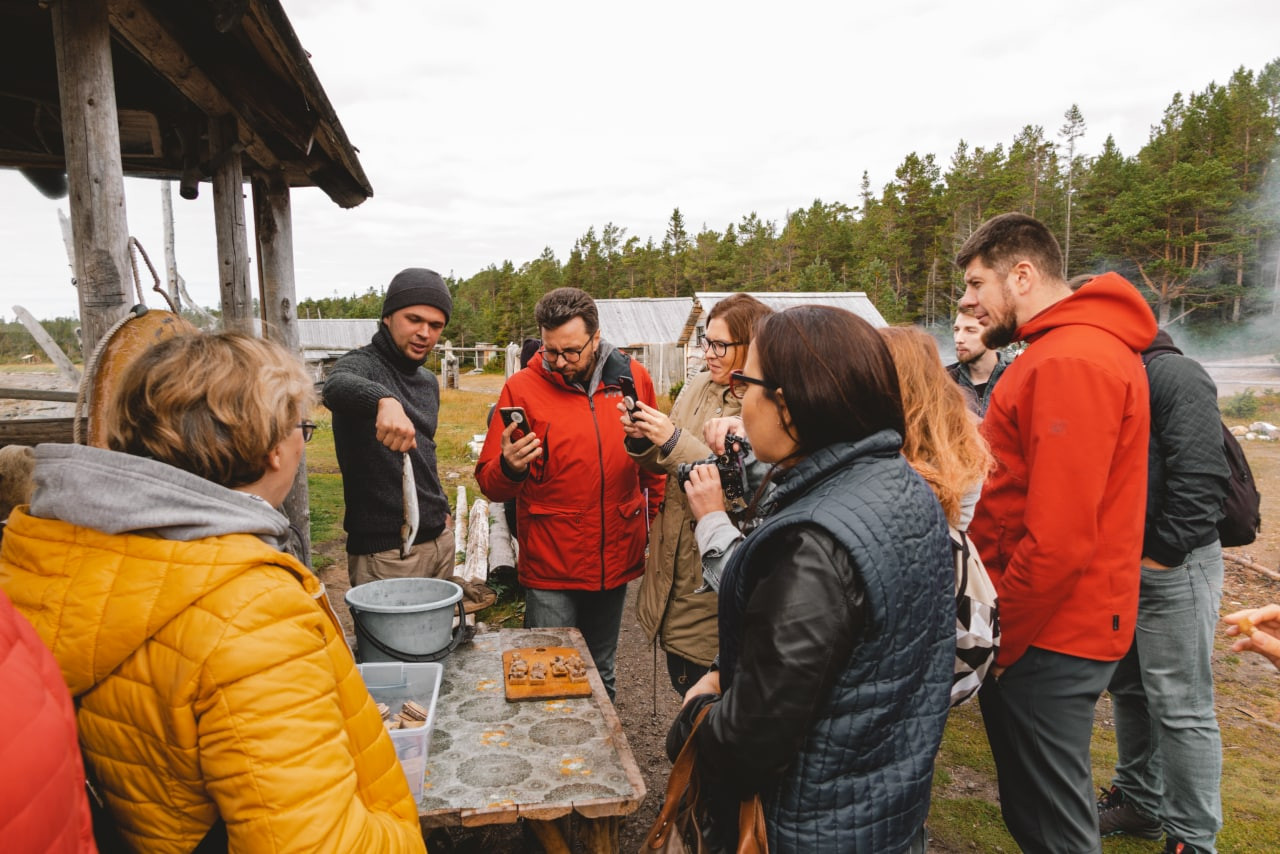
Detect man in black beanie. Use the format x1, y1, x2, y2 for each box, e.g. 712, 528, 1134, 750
323, 268, 456, 586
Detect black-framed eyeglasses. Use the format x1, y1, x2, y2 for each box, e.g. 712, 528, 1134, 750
540, 338, 595, 365
728, 370, 772, 400
698, 336, 743, 358
297, 420, 317, 443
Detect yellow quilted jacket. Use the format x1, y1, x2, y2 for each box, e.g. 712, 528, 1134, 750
0, 507, 426, 854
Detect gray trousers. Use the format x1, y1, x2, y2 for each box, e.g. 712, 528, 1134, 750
979, 646, 1117, 854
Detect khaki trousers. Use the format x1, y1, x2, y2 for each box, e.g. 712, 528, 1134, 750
347, 527, 456, 588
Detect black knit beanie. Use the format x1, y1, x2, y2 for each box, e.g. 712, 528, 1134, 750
381, 268, 453, 322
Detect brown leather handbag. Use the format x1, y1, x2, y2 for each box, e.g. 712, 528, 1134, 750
642, 706, 768, 854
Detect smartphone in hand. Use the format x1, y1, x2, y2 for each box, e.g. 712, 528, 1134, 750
618, 376, 637, 419
499, 406, 528, 437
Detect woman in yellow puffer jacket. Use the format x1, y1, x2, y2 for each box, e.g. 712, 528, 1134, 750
0, 333, 426, 853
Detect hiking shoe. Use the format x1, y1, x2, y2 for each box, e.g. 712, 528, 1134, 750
1164, 841, 1206, 854
1096, 785, 1163, 839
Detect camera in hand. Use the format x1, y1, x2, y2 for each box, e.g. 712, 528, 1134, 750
676, 433, 752, 514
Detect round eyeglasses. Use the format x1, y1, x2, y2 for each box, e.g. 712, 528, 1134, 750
540, 339, 594, 365
297, 420, 317, 442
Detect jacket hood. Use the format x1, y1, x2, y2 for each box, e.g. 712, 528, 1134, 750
1143, 327, 1182, 359
29, 443, 292, 547
1018, 272, 1157, 353
6, 445, 310, 697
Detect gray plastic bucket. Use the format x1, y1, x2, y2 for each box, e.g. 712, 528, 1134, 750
345, 578, 465, 663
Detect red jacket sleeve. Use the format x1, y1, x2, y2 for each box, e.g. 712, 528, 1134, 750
474, 383, 525, 503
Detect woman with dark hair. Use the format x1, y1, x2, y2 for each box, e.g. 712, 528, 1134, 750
621, 293, 772, 695
672, 306, 954, 853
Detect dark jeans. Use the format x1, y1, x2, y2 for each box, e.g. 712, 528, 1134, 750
979, 646, 1117, 854
524, 585, 628, 701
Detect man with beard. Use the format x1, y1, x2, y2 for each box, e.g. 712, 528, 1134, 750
957, 213, 1156, 854
324, 268, 455, 587
475, 287, 663, 701
947, 308, 1011, 416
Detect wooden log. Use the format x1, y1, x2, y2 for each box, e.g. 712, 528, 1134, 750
454, 485, 467, 553
524, 818, 573, 854
210, 114, 255, 335
0, 418, 85, 448
462, 498, 490, 584
1224, 551, 1280, 582
10, 307, 81, 387
0, 388, 77, 403
488, 500, 517, 571
252, 170, 310, 567
50, 0, 132, 354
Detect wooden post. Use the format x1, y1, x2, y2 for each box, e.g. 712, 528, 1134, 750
161, 181, 180, 310
210, 114, 255, 335
50, 0, 132, 355
252, 171, 311, 567
12, 306, 82, 387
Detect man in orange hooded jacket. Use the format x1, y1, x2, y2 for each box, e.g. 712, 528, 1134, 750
958, 213, 1157, 854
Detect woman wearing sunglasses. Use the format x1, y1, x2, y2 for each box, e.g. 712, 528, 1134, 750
671, 306, 954, 853
0, 333, 426, 853
620, 294, 772, 697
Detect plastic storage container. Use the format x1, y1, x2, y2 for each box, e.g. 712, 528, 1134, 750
357, 661, 443, 801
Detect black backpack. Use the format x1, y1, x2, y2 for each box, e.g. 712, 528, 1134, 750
1142, 347, 1261, 548
1217, 421, 1262, 547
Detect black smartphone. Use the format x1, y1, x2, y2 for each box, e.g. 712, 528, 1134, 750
499, 406, 528, 435
618, 376, 637, 418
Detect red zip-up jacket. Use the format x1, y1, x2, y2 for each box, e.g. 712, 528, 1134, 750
0, 589, 97, 853
971, 272, 1157, 667
475, 345, 665, 591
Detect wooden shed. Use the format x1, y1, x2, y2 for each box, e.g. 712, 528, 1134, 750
0, 0, 373, 562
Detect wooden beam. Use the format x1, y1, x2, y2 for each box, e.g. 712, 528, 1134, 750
0, 417, 85, 448
210, 114, 255, 335
106, 0, 281, 172
252, 169, 310, 566
50, 0, 132, 355
0, 388, 78, 403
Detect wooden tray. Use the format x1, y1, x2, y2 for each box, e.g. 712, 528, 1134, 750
502, 646, 593, 701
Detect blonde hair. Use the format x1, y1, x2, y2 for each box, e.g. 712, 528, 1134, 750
878, 326, 992, 526
107, 333, 315, 488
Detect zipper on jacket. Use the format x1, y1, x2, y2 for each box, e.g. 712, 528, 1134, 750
588, 392, 608, 590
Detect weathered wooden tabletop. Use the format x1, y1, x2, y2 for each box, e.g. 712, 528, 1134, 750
417, 626, 647, 832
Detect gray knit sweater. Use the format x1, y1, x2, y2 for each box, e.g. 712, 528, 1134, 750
322, 324, 450, 555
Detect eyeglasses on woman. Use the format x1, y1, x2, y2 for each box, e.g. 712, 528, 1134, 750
699, 336, 743, 358
728, 370, 772, 400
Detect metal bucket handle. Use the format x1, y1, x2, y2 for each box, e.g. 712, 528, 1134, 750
349, 598, 470, 663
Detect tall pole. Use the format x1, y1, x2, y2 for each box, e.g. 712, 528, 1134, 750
50, 0, 132, 354
253, 170, 311, 567
211, 114, 255, 334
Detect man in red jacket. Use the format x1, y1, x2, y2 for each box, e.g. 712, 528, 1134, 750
475, 288, 663, 701
957, 213, 1156, 853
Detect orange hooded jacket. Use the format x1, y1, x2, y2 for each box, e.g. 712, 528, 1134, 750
971, 272, 1157, 668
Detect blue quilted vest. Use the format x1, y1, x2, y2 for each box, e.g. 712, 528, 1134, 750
718, 430, 953, 853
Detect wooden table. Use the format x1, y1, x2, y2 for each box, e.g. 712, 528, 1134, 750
417, 627, 646, 852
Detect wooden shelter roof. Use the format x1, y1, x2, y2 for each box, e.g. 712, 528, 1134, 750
0, 0, 371, 207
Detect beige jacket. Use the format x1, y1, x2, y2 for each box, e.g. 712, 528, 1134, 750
630, 371, 740, 665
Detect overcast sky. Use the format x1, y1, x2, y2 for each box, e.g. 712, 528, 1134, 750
4, 0, 1279, 321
